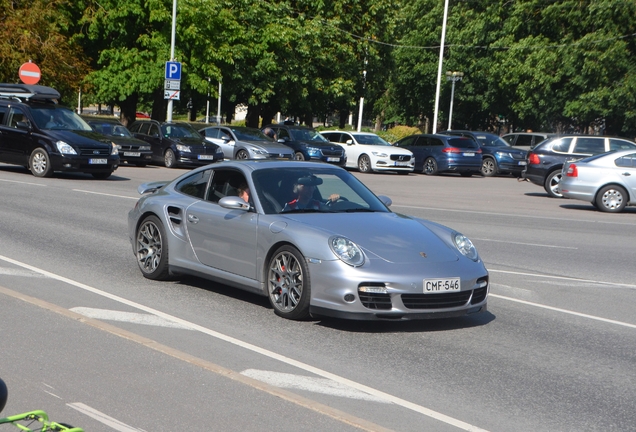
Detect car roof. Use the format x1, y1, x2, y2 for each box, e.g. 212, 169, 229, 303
0, 83, 61, 102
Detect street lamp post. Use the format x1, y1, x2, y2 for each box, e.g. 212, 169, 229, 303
446, 71, 463, 130
205, 77, 210, 124
166, 0, 177, 122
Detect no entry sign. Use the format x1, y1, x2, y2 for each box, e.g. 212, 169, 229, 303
19, 62, 41, 85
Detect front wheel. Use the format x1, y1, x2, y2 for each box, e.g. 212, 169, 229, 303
164, 149, 176, 168
135, 215, 170, 280
596, 185, 627, 213
481, 158, 497, 177
267, 245, 311, 320
236, 149, 249, 159
294, 152, 306, 161
29, 148, 53, 177
544, 170, 563, 198
358, 155, 372, 173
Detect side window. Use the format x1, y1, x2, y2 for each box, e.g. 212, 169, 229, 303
397, 136, 417, 147
429, 138, 444, 147
148, 124, 159, 137
8, 107, 27, 128
322, 133, 337, 142
515, 135, 533, 146
550, 138, 573, 153
219, 129, 232, 140
203, 128, 218, 139
572, 138, 604, 155
0, 106, 7, 125
609, 138, 636, 151
138, 123, 151, 135
278, 128, 290, 140
207, 169, 248, 204
175, 169, 212, 199
615, 154, 636, 168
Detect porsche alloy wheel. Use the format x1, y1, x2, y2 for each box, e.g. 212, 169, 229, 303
136, 215, 170, 280
236, 150, 249, 159
267, 246, 310, 320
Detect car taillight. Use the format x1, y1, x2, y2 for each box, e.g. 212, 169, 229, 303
476, 148, 482, 153
442, 147, 462, 153
566, 164, 578, 177
528, 153, 541, 165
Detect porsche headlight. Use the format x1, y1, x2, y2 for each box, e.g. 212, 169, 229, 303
329, 236, 364, 267
176, 144, 191, 152
453, 233, 478, 261
55, 141, 77, 155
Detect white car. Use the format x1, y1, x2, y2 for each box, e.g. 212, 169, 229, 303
321, 131, 414, 174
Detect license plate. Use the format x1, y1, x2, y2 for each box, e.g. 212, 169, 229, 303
423, 277, 460, 293
395, 161, 410, 166
123, 152, 141, 157
518, 161, 527, 165
89, 158, 107, 164
198, 155, 215, 160
463, 152, 475, 156
327, 157, 340, 162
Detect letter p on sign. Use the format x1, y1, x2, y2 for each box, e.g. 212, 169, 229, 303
165, 61, 181, 80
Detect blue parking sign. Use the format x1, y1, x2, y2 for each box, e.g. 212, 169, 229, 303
165, 61, 181, 80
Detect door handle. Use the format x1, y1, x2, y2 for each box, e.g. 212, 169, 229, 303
622, 172, 631, 176
187, 214, 199, 223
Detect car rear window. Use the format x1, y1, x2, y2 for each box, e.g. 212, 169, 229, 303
448, 138, 478, 149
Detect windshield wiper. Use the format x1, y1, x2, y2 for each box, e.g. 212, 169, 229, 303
344, 208, 376, 213
281, 208, 323, 214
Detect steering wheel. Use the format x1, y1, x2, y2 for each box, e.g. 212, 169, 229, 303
325, 196, 348, 207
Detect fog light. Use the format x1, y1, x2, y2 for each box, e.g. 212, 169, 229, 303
358, 285, 388, 294
63, 164, 71, 168
344, 294, 355, 302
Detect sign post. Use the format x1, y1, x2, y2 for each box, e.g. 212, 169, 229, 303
19, 61, 41, 85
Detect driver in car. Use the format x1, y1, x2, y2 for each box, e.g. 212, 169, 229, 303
282, 175, 340, 212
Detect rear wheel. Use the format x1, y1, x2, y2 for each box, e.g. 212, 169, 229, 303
544, 170, 563, 198
236, 149, 249, 159
481, 158, 497, 177
29, 148, 53, 177
267, 245, 311, 320
135, 215, 170, 280
164, 149, 176, 168
595, 185, 627, 213
358, 155, 372, 173
423, 157, 438, 175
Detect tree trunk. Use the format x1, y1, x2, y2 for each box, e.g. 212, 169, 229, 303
245, 104, 260, 128
151, 88, 167, 122
119, 93, 139, 127
338, 110, 348, 129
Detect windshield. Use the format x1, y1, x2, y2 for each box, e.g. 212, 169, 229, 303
90, 122, 133, 137
289, 129, 330, 142
162, 124, 203, 139
233, 127, 271, 141
30, 107, 93, 131
474, 134, 511, 147
352, 134, 391, 146
252, 167, 390, 215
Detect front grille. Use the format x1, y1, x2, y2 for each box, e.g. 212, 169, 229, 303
402, 291, 472, 309
390, 154, 412, 161
358, 289, 392, 310
79, 148, 110, 156
119, 144, 141, 151
320, 147, 344, 157
511, 153, 526, 160
471, 287, 488, 304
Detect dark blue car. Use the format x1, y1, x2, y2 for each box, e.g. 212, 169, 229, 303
443, 130, 528, 177
394, 134, 482, 176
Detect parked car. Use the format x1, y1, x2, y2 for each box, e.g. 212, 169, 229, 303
560, 150, 636, 212
393, 134, 482, 176
0, 83, 119, 179
199, 126, 293, 160
129, 120, 223, 168
128, 161, 489, 320
522, 135, 636, 198
443, 130, 528, 177
501, 132, 557, 151
320, 130, 414, 174
261, 124, 346, 166
86, 118, 152, 167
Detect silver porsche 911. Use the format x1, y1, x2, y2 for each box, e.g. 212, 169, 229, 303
128, 160, 489, 320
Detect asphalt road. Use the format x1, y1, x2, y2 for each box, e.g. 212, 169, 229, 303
0, 163, 634, 432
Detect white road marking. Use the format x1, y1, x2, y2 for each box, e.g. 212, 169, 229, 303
67, 403, 144, 432
72, 189, 138, 200
0, 254, 489, 432
0, 178, 46, 186
489, 294, 636, 329
241, 369, 390, 403
489, 269, 636, 290
0, 267, 46, 277
472, 238, 577, 249
69, 307, 194, 330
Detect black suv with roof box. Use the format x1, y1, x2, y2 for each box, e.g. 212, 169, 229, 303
0, 84, 119, 178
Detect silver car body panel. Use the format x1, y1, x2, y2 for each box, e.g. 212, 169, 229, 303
128, 160, 488, 320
